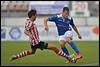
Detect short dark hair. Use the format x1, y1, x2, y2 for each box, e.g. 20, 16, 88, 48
63, 7, 69, 12
28, 9, 37, 18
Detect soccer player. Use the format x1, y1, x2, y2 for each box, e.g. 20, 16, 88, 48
44, 7, 83, 61
10, 9, 75, 63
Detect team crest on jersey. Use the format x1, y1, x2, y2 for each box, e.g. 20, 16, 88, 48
65, 20, 70, 24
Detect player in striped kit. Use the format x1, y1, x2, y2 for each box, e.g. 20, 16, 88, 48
10, 9, 76, 63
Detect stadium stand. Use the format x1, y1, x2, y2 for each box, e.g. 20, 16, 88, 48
1, 1, 29, 12
1, 1, 99, 17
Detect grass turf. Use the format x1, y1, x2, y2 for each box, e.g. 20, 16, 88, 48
1, 41, 99, 66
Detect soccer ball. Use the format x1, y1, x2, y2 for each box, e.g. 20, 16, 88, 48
69, 54, 77, 63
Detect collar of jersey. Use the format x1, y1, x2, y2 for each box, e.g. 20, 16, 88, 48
57, 14, 71, 19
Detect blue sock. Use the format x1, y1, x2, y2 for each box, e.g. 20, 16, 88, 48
68, 41, 80, 54
61, 46, 69, 56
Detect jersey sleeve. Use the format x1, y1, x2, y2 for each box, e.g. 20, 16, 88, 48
25, 21, 32, 31
48, 15, 57, 22
70, 17, 74, 26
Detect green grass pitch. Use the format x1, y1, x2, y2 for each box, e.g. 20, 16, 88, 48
1, 41, 99, 66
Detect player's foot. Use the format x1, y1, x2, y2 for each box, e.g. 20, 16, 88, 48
10, 55, 17, 61
65, 54, 76, 64
76, 54, 83, 60
66, 58, 76, 64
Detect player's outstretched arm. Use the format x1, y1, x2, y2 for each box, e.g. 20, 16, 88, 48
44, 16, 49, 32
71, 24, 82, 39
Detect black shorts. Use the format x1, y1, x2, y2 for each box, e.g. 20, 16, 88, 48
31, 41, 48, 50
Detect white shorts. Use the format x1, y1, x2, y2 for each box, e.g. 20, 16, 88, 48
59, 31, 73, 41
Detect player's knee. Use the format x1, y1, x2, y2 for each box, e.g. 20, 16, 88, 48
50, 47, 57, 50
66, 37, 72, 43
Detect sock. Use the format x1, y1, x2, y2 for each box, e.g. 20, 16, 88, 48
54, 48, 70, 60
61, 46, 69, 56
68, 41, 80, 54
15, 50, 33, 59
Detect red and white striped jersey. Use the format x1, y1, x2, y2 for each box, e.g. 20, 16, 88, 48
25, 18, 40, 46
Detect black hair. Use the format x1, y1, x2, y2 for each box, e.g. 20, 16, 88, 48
63, 7, 69, 12
28, 9, 37, 18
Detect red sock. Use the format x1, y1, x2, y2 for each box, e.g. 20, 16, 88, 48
54, 48, 69, 60
16, 50, 33, 59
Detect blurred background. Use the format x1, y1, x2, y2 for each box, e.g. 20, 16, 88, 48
1, 1, 99, 41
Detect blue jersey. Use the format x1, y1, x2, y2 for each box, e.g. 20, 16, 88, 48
48, 14, 74, 36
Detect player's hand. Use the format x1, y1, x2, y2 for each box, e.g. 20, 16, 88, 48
29, 35, 33, 39
44, 26, 49, 32
78, 34, 82, 39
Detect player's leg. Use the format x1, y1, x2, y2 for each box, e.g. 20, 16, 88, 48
10, 45, 37, 61
59, 35, 70, 56
47, 44, 76, 63
59, 40, 77, 63
38, 41, 74, 62
47, 44, 71, 60
65, 31, 82, 60
68, 40, 82, 60
67, 38, 82, 60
